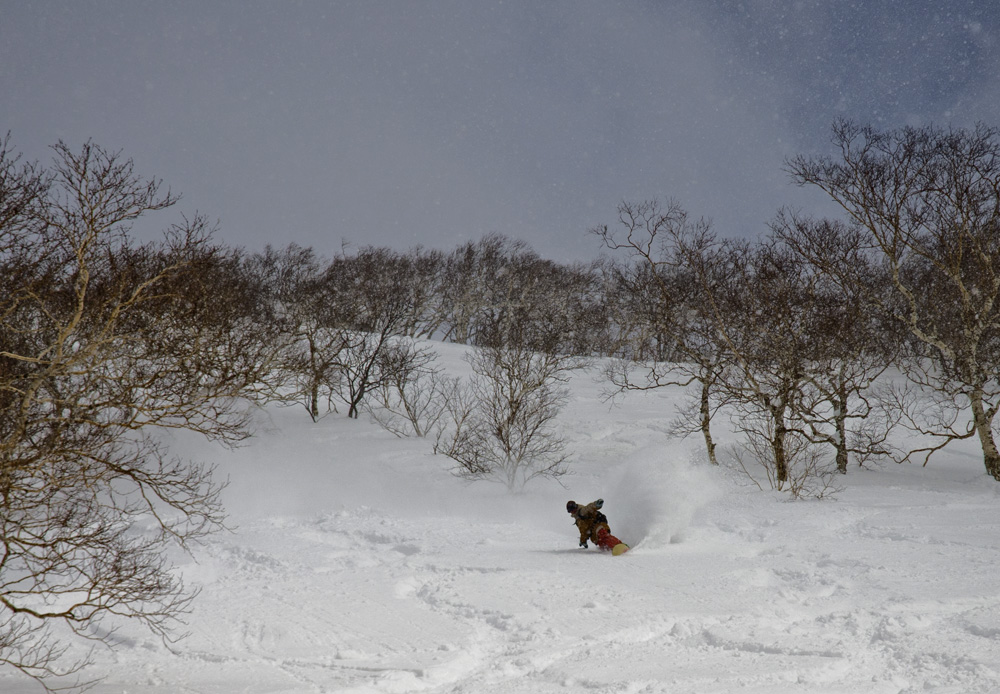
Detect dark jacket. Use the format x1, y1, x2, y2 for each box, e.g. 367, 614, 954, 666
570, 499, 609, 546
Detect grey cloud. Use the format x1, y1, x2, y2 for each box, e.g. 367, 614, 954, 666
2, 1, 998, 260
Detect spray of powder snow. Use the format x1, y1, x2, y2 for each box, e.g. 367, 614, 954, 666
604, 442, 722, 549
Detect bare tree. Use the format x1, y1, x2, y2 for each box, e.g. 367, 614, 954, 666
438, 234, 550, 345
695, 235, 887, 487
703, 239, 818, 487
0, 139, 258, 688
251, 244, 348, 421
334, 330, 421, 419
399, 246, 448, 339
593, 200, 729, 465
787, 120, 1000, 480
772, 213, 900, 473
437, 234, 511, 344
153, 243, 286, 408
254, 245, 439, 422
328, 247, 419, 419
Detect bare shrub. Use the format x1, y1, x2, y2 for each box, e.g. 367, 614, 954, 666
432, 378, 479, 458
729, 418, 842, 499
442, 341, 585, 490
365, 343, 454, 438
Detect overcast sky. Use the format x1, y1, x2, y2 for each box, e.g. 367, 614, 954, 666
3, 1, 999, 261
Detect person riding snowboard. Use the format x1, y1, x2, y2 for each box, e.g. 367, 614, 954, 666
566, 499, 628, 553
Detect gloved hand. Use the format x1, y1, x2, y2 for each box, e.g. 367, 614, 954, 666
579, 540, 588, 548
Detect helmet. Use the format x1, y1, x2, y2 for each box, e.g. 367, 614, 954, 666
566, 500, 578, 513
594, 498, 604, 509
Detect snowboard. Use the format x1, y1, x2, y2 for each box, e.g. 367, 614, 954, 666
596, 526, 629, 555
611, 542, 630, 556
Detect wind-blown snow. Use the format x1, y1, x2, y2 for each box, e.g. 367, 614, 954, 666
3, 343, 999, 693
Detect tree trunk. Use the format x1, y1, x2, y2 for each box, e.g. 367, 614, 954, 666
309, 380, 319, 422
970, 387, 1000, 481
771, 406, 789, 485
700, 381, 718, 465
348, 382, 365, 418
834, 387, 848, 474
308, 337, 319, 422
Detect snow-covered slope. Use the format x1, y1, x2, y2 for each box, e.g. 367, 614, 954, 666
4, 344, 999, 693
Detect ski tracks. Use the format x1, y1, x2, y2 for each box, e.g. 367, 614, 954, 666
59, 489, 1000, 694
697, 490, 1000, 694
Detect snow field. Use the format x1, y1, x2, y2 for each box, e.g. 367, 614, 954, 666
2, 347, 999, 693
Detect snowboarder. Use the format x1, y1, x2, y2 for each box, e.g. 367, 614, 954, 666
566, 499, 628, 555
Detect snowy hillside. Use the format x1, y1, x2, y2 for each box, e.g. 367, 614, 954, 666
3, 343, 999, 693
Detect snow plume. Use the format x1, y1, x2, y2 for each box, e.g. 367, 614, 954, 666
607, 442, 721, 549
